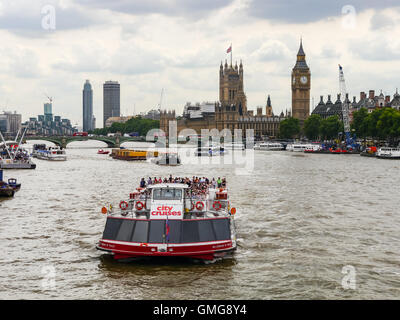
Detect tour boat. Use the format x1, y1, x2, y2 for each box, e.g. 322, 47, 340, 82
32, 144, 47, 158
110, 148, 158, 160
152, 152, 182, 166
97, 180, 237, 261
35, 146, 67, 161
224, 142, 245, 150
97, 149, 110, 155
195, 145, 226, 157
304, 144, 323, 153
254, 142, 284, 151
376, 147, 400, 159
286, 143, 314, 152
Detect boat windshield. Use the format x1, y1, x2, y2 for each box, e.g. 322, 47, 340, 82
153, 188, 182, 200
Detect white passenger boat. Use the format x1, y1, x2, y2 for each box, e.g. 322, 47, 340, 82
32, 144, 47, 158
35, 146, 67, 161
224, 142, 245, 150
286, 143, 314, 152
97, 178, 237, 261
254, 142, 284, 151
376, 147, 400, 159
195, 144, 226, 157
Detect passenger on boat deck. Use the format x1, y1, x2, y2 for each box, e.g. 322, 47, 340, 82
140, 178, 146, 188
147, 177, 152, 185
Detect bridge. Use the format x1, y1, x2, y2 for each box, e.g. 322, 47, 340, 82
24, 135, 146, 148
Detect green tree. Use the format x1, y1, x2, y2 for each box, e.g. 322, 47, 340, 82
279, 117, 300, 139
303, 114, 322, 140
351, 107, 369, 138
89, 117, 160, 136
376, 107, 400, 143
319, 115, 343, 140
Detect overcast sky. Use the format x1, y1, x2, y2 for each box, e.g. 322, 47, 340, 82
1, 0, 400, 127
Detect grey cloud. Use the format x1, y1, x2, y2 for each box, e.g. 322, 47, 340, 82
246, 0, 400, 23
370, 11, 396, 30
75, 0, 234, 17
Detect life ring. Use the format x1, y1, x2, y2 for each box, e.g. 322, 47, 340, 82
119, 201, 128, 210
190, 201, 195, 211
213, 201, 222, 211
135, 201, 144, 210
195, 201, 204, 211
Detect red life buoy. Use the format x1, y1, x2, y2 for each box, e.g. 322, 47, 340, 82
213, 201, 222, 211
135, 201, 144, 210
195, 201, 204, 211
119, 201, 128, 210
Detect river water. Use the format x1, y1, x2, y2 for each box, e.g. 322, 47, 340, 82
1, 140, 399, 299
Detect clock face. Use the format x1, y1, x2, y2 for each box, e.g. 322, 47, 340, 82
300, 76, 308, 84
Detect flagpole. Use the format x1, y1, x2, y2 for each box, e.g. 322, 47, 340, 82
230, 43, 232, 66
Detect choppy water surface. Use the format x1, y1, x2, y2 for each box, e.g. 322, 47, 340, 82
1, 140, 400, 299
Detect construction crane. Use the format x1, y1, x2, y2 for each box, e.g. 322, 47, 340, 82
338, 65, 357, 149
44, 93, 53, 104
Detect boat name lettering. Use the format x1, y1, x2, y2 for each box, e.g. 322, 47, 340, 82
151, 206, 181, 216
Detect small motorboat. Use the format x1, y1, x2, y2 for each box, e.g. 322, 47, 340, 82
7, 178, 21, 191
98, 149, 110, 155
0, 170, 16, 197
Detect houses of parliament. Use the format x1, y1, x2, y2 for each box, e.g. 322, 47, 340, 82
160, 40, 311, 138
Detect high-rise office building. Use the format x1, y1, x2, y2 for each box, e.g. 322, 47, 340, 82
103, 80, 120, 127
44, 102, 53, 122
83, 80, 94, 132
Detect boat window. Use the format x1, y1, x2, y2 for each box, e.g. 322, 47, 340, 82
153, 188, 182, 200
182, 221, 200, 243
102, 218, 123, 240
167, 221, 182, 243
212, 219, 231, 240
116, 220, 135, 241
198, 220, 216, 242
148, 220, 165, 243
131, 221, 149, 242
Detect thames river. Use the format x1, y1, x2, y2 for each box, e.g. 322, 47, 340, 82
1, 141, 400, 299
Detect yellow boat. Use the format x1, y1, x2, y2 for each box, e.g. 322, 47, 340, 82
110, 149, 158, 161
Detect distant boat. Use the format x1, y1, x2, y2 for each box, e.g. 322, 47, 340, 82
376, 147, 400, 159
97, 149, 110, 155
254, 142, 284, 151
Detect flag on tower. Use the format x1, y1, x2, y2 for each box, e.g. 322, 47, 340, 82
226, 45, 232, 53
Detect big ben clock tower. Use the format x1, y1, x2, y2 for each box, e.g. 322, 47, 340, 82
291, 39, 311, 122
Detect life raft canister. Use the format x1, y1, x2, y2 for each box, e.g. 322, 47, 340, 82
119, 201, 128, 210
135, 201, 145, 210
195, 201, 204, 211
213, 200, 222, 211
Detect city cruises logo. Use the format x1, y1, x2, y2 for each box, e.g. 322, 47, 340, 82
145, 120, 255, 175
151, 205, 182, 218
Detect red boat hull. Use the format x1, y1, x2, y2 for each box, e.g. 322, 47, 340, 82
97, 239, 235, 261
